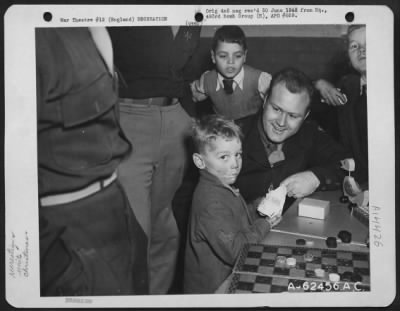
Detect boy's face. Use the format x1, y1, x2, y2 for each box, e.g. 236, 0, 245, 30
211, 41, 247, 79
262, 82, 310, 144
348, 27, 366, 75
194, 137, 242, 185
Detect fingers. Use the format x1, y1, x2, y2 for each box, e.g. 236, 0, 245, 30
281, 178, 296, 195
280, 176, 292, 188
199, 72, 205, 88
270, 215, 282, 228
323, 89, 347, 106
190, 82, 196, 93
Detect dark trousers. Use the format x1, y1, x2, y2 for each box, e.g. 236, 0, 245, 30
40, 181, 148, 296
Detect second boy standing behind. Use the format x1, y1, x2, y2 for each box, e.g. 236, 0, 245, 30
184, 115, 281, 294
191, 26, 272, 125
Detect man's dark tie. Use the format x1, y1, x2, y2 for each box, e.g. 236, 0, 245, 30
223, 79, 234, 94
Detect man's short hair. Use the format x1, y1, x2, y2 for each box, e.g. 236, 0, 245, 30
268, 67, 314, 108
211, 25, 247, 51
192, 115, 242, 154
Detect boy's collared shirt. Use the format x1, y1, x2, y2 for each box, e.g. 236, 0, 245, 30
215, 67, 271, 99
360, 76, 367, 95
216, 67, 245, 92
191, 65, 272, 120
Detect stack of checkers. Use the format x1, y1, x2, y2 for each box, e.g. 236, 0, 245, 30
352, 205, 369, 227
228, 243, 370, 294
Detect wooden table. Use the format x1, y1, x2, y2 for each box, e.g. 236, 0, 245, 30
215, 190, 370, 294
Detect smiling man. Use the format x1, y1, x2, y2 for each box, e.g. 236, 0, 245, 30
236, 68, 350, 202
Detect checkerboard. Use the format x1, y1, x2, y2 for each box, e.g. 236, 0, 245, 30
228, 243, 370, 294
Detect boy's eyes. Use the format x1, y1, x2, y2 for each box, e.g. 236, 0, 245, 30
217, 53, 244, 58
349, 42, 365, 51
349, 43, 359, 50
219, 153, 241, 160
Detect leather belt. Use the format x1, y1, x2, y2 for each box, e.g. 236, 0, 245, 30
40, 171, 118, 207
122, 97, 178, 107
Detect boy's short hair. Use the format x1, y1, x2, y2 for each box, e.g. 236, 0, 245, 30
211, 25, 247, 51
268, 67, 314, 110
346, 24, 366, 45
347, 24, 366, 37
192, 115, 242, 154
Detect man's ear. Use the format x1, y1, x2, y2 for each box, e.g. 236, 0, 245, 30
193, 153, 206, 169
210, 50, 216, 64
243, 50, 248, 63
262, 96, 269, 109
304, 110, 310, 120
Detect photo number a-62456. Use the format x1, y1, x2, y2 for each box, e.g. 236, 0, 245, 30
288, 281, 363, 292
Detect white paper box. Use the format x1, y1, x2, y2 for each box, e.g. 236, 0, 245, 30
298, 198, 330, 220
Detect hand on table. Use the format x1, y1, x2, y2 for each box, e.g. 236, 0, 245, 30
281, 171, 320, 199
314, 79, 347, 106
265, 214, 282, 228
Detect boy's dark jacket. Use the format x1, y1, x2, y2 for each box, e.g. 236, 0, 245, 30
184, 170, 270, 294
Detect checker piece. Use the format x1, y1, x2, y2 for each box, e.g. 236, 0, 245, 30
329, 273, 341, 282
315, 268, 325, 278
338, 230, 352, 243
303, 253, 314, 262
276, 256, 286, 267
326, 237, 337, 248
296, 238, 306, 246
286, 257, 296, 267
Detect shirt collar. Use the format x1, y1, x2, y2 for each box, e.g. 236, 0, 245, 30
216, 67, 244, 92
360, 76, 367, 95
200, 169, 241, 197
257, 116, 283, 153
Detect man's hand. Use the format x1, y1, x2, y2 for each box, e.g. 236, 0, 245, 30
314, 79, 347, 106
281, 171, 320, 198
266, 214, 282, 228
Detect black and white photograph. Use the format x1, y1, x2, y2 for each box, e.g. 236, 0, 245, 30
4, 4, 397, 308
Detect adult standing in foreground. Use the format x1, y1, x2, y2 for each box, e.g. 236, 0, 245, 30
37, 27, 148, 296
108, 26, 201, 294
236, 68, 349, 203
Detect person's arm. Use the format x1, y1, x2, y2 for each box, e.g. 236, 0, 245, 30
257, 71, 272, 100
314, 79, 347, 106
246, 197, 263, 216
190, 71, 209, 102
281, 124, 349, 198
197, 201, 271, 266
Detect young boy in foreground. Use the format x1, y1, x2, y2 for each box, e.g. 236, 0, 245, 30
183, 115, 281, 294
